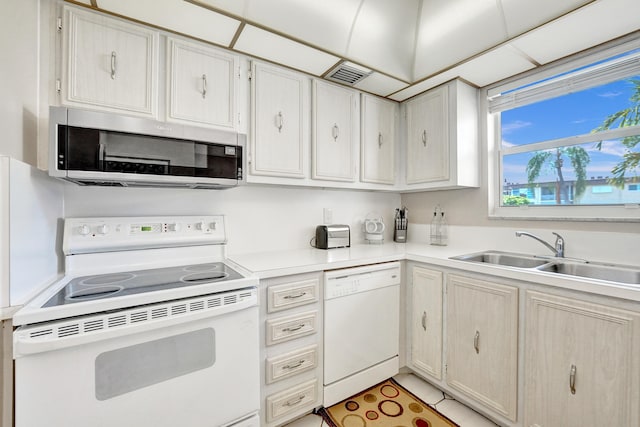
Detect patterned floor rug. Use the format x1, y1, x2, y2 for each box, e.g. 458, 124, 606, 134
318, 378, 459, 427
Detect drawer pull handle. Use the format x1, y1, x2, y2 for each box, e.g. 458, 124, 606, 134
569, 364, 577, 395
282, 323, 305, 332
283, 292, 307, 300
378, 132, 383, 148
284, 395, 305, 407
283, 360, 305, 370
202, 74, 207, 99
276, 111, 284, 133
110, 51, 117, 79
474, 330, 480, 354
422, 129, 427, 146
421, 311, 427, 331
332, 124, 339, 141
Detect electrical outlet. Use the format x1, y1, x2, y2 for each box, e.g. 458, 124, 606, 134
323, 208, 333, 224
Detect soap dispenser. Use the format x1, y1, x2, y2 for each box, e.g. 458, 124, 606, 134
430, 206, 441, 245
439, 211, 448, 246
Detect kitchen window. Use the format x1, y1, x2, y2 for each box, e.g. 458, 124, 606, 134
488, 37, 640, 221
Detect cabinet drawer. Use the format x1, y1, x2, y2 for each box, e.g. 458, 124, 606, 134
266, 379, 318, 422
266, 345, 318, 384
266, 311, 317, 346
267, 279, 319, 313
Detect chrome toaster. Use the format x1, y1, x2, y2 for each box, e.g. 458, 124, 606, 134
315, 224, 350, 249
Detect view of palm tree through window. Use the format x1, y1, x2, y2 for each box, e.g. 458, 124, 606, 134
499, 61, 640, 207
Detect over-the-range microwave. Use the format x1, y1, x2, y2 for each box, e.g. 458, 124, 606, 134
49, 106, 244, 189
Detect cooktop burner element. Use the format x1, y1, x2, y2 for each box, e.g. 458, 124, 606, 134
44, 262, 244, 308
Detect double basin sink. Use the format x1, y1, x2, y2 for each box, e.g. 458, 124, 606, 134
451, 250, 640, 285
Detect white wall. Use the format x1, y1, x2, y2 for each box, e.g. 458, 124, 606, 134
0, 0, 41, 165
63, 183, 401, 254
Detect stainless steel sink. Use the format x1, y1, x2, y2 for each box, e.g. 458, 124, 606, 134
536, 261, 640, 285
450, 251, 549, 268
451, 250, 640, 285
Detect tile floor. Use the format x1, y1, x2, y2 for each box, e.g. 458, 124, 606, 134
283, 373, 499, 427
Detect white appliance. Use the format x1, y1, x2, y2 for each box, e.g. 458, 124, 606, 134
13, 215, 260, 427
323, 262, 401, 406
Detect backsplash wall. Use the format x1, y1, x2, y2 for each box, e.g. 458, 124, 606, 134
63, 183, 401, 254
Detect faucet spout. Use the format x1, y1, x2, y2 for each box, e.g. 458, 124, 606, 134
515, 231, 565, 257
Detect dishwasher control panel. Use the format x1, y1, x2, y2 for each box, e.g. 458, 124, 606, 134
324, 262, 401, 300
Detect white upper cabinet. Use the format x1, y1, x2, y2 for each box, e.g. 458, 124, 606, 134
166, 37, 239, 131
403, 79, 479, 191
405, 84, 448, 184
311, 80, 358, 182
360, 94, 397, 185
61, 6, 158, 118
249, 62, 310, 179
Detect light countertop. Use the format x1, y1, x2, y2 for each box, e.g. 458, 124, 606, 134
229, 243, 640, 303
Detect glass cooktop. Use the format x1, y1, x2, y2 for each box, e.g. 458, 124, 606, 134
44, 262, 244, 307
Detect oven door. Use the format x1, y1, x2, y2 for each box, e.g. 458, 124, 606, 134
14, 289, 259, 427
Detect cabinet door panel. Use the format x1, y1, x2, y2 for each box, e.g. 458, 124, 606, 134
312, 81, 357, 182
410, 267, 443, 380
525, 291, 640, 427
65, 7, 157, 116
361, 95, 396, 184
406, 85, 448, 184
168, 38, 237, 130
446, 275, 518, 421
251, 63, 308, 178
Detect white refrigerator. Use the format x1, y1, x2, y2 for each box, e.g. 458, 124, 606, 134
0, 155, 63, 427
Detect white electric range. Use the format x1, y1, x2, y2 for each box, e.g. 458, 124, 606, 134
13, 215, 260, 427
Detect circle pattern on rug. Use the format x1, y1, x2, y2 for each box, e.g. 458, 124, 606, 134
378, 399, 404, 417
341, 414, 366, 427
408, 402, 424, 413
380, 384, 400, 398
363, 393, 377, 403
412, 417, 432, 427
365, 410, 379, 420
345, 401, 359, 411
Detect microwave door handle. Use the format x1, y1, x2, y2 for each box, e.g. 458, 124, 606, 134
98, 142, 106, 171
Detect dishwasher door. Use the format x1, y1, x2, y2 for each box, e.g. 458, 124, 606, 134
323, 262, 400, 403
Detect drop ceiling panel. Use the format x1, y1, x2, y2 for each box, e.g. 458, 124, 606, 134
352, 73, 409, 97
234, 24, 341, 76
347, 0, 419, 82
413, 0, 508, 80
98, 0, 241, 46
456, 45, 536, 87
499, 0, 593, 37
511, 0, 640, 65
194, 0, 360, 57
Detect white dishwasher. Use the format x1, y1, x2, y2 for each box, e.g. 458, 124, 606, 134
323, 262, 401, 406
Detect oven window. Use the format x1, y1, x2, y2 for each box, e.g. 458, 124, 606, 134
95, 328, 215, 400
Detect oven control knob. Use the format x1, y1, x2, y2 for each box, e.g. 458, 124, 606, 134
79, 224, 91, 236
195, 221, 206, 231
209, 221, 217, 230
97, 224, 110, 235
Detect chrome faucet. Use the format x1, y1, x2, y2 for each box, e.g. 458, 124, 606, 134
515, 231, 565, 257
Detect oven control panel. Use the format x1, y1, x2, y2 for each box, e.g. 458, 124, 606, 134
63, 216, 226, 255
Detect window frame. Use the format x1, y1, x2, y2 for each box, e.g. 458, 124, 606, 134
487, 34, 640, 222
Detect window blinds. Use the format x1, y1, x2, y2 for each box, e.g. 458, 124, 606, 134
488, 50, 640, 114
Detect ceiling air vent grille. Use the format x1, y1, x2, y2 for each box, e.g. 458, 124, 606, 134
326, 62, 372, 86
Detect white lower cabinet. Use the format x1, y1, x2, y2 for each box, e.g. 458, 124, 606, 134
446, 274, 518, 421
409, 266, 443, 380
524, 291, 640, 427
260, 272, 323, 426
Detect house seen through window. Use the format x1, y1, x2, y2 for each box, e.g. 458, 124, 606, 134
490, 47, 640, 209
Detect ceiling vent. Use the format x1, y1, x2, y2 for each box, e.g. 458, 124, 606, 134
325, 61, 372, 86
